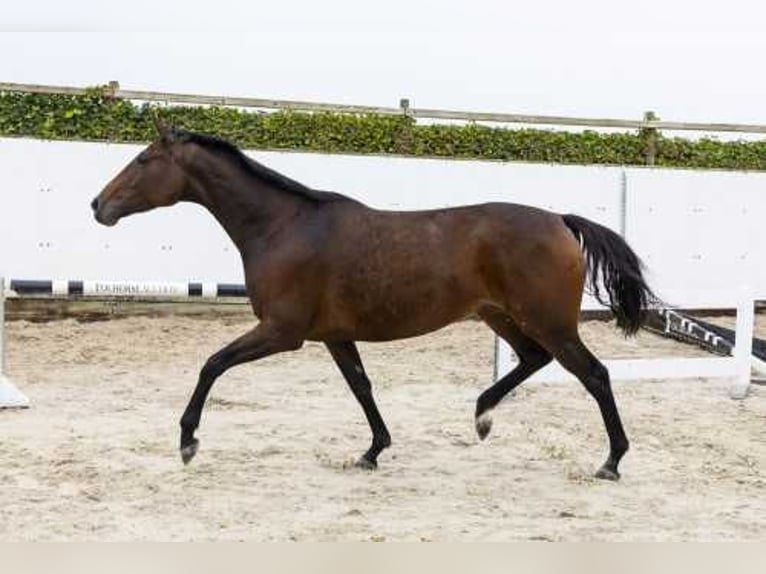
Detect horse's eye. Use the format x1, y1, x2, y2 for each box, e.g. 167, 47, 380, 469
136, 152, 150, 164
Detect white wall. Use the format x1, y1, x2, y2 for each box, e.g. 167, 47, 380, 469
624, 169, 766, 298
0, 137, 764, 298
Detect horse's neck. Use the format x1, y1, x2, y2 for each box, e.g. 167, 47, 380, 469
183, 158, 304, 251
186, 163, 301, 251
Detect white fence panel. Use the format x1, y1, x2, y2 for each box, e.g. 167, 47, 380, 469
625, 168, 766, 298
0, 138, 623, 282
262, 152, 623, 224
3, 138, 766, 397
3, 137, 765, 300
0, 139, 240, 283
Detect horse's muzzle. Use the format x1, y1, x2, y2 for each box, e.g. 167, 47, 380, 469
91, 196, 118, 226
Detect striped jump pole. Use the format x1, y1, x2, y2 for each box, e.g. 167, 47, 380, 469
0, 277, 30, 408
1, 277, 250, 409
7, 279, 248, 298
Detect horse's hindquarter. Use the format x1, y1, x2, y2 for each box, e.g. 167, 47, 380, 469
309, 202, 583, 342
476, 204, 586, 340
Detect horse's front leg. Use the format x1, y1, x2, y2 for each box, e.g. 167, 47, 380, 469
179, 321, 303, 464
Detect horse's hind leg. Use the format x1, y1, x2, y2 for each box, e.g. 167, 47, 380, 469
326, 341, 391, 469
475, 308, 553, 440
552, 336, 629, 480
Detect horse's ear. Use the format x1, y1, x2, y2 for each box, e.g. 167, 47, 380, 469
151, 111, 175, 145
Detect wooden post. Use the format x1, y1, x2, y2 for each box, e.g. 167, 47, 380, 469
396, 97, 414, 155
104, 80, 120, 100
399, 98, 411, 117
641, 110, 658, 166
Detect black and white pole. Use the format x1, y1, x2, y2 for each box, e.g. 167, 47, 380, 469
0, 277, 30, 409
7, 279, 247, 299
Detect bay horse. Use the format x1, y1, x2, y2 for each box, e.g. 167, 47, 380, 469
91, 118, 654, 480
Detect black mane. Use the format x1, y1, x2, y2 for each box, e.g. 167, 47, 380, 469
178, 130, 346, 203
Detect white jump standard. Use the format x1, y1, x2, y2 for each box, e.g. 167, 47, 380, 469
0, 277, 30, 408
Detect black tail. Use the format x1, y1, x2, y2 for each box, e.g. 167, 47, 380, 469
562, 214, 656, 337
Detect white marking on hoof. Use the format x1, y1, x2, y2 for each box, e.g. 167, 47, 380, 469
476, 410, 493, 441
180, 438, 199, 465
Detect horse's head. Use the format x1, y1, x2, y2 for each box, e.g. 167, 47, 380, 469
91, 116, 188, 226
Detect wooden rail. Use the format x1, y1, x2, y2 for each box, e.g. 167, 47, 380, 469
3, 81, 766, 135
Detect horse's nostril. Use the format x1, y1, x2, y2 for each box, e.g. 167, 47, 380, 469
91, 197, 99, 211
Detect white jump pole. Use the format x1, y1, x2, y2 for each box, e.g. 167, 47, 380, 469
0, 276, 30, 408
730, 289, 755, 400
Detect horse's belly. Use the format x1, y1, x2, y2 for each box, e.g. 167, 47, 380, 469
311, 284, 482, 342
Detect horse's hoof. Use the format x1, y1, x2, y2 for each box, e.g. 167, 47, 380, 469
180, 438, 199, 465
475, 412, 493, 441
355, 456, 377, 470
594, 466, 620, 481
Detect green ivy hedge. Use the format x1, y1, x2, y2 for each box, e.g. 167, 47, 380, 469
2, 89, 765, 170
